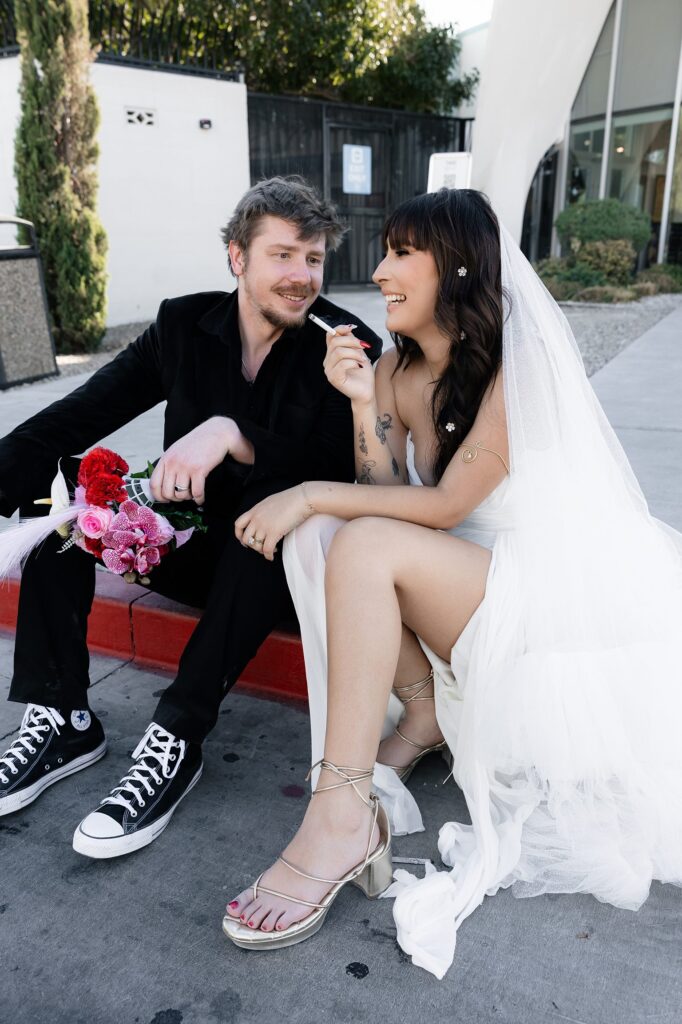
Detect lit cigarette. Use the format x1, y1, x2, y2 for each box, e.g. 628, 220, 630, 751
308, 312, 338, 335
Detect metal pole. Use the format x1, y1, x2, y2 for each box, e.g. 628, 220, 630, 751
657, 30, 682, 264
598, 0, 624, 200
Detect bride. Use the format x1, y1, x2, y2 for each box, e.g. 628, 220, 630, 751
222, 188, 682, 977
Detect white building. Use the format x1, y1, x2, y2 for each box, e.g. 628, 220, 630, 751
454, 0, 682, 265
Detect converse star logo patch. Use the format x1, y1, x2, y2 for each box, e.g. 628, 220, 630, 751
71, 710, 91, 731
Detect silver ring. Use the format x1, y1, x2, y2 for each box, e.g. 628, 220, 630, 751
174, 483, 190, 492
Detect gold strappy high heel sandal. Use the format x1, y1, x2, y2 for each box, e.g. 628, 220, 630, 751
222, 759, 393, 950
379, 670, 447, 783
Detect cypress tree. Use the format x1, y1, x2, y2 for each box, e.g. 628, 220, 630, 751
14, 0, 107, 352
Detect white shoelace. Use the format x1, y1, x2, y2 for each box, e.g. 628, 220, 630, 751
100, 722, 186, 817
0, 704, 65, 784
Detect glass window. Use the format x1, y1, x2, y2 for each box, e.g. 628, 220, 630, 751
607, 109, 672, 262
664, 110, 682, 264
572, 4, 615, 121
614, 0, 682, 112
566, 120, 605, 205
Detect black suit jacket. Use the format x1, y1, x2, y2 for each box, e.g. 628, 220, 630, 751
0, 290, 382, 518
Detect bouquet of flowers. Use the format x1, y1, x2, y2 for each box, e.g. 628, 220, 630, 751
0, 447, 205, 585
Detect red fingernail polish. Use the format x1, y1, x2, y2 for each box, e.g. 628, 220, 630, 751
359, 341, 371, 350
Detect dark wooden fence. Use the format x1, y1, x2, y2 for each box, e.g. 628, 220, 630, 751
249, 93, 472, 284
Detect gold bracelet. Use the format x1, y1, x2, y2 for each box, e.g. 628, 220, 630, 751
457, 441, 509, 475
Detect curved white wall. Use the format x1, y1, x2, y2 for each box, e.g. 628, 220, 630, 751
470, 0, 613, 241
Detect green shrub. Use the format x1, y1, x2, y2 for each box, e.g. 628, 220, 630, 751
630, 281, 659, 298
637, 264, 682, 291
572, 285, 637, 303
575, 239, 636, 285
14, 0, 107, 353
535, 257, 606, 300
555, 199, 651, 253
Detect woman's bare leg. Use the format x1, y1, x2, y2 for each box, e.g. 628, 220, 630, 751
226, 517, 490, 933
378, 624, 444, 769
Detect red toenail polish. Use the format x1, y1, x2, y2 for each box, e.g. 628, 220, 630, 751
229, 901, 239, 909
248, 921, 255, 928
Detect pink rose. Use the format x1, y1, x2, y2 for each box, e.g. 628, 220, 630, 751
77, 506, 114, 539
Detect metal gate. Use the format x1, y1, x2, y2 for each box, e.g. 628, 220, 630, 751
248, 93, 471, 284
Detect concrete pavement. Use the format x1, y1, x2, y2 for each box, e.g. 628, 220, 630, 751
0, 302, 681, 1023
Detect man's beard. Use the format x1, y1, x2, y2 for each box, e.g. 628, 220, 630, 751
258, 296, 311, 331
243, 275, 313, 331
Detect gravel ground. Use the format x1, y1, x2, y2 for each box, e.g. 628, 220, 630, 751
23, 292, 682, 385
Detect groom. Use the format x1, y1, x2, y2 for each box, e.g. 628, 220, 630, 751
0, 175, 381, 857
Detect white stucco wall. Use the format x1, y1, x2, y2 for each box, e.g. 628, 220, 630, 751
0, 58, 249, 325
0, 56, 20, 245
470, 0, 613, 242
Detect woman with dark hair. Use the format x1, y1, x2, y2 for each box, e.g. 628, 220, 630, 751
222, 189, 682, 975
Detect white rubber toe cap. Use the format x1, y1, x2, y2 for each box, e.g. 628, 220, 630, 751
77, 811, 125, 839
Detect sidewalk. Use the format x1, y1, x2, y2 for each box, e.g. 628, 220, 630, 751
0, 303, 681, 1024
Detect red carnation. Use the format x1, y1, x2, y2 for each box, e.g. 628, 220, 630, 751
82, 536, 105, 558
84, 473, 128, 507
78, 446, 129, 488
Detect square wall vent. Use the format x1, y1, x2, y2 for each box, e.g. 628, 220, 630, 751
126, 108, 156, 126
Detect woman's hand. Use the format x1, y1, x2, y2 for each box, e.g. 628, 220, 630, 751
323, 325, 375, 406
234, 485, 314, 561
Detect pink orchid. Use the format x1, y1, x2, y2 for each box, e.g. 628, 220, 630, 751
106, 501, 174, 547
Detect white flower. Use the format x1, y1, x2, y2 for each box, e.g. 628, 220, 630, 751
458, 266, 467, 277
445, 422, 455, 432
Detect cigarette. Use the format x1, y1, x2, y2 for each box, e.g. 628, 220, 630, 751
308, 312, 337, 335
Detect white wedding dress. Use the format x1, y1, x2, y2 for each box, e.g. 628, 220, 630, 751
283, 228, 682, 979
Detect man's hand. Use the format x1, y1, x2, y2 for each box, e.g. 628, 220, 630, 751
150, 417, 253, 505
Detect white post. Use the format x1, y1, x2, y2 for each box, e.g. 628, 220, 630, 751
657, 31, 682, 264
598, 0, 624, 200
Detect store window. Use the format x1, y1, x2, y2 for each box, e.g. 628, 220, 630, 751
607, 109, 672, 262
566, 120, 605, 205
664, 110, 682, 264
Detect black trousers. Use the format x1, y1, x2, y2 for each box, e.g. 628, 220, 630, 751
8, 459, 295, 744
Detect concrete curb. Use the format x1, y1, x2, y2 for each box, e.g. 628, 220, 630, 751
0, 570, 307, 701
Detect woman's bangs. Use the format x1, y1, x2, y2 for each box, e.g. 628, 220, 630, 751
382, 198, 432, 253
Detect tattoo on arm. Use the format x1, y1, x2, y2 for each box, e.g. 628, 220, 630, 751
358, 424, 368, 456
391, 457, 400, 477
375, 413, 393, 445
358, 459, 377, 485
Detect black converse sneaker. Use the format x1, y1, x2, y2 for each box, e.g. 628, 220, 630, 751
72, 722, 202, 859
0, 704, 106, 816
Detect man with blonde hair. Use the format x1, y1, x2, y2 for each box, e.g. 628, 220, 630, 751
0, 176, 381, 858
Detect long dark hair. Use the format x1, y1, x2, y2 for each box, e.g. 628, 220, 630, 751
382, 189, 504, 482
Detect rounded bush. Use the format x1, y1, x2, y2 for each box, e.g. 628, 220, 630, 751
572, 285, 637, 303
555, 199, 651, 252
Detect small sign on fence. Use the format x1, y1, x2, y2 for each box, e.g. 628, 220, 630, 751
343, 144, 372, 195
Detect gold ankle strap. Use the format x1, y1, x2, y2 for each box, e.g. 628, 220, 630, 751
393, 669, 434, 705
306, 759, 374, 809
251, 759, 380, 907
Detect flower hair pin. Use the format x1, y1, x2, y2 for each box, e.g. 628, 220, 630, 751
457, 266, 467, 278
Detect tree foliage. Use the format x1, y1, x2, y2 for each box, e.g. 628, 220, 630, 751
15, 0, 107, 352
91, 0, 477, 114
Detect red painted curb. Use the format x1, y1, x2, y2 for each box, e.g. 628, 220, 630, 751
0, 571, 307, 703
